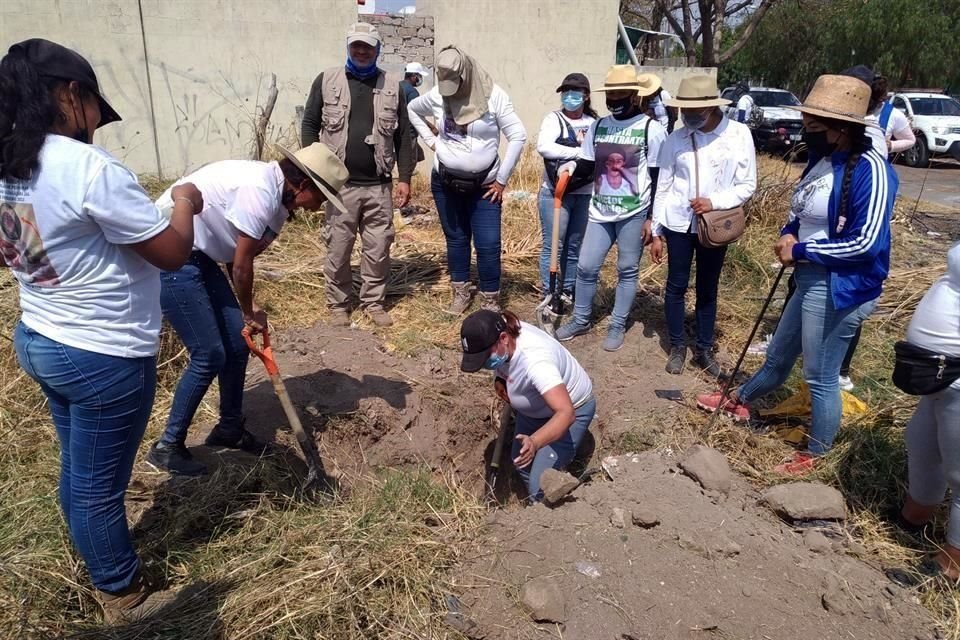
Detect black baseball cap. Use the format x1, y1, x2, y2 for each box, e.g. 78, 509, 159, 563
8, 38, 122, 128
556, 72, 590, 93
460, 310, 506, 373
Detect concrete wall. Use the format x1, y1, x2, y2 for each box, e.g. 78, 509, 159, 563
361, 14, 434, 71
0, 0, 355, 177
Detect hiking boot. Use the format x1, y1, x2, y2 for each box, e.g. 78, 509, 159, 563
364, 306, 394, 327
603, 326, 625, 352
479, 290, 501, 313
445, 281, 474, 316
691, 349, 722, 378
99, 572, 177, 624
328, 308, 351, 327
665, 346, 686, 374
205, 423, 270, 455
146, 441, 207, 476
695, 391, 751, 422
838, 375, 854, 392
555, 320, 590, 342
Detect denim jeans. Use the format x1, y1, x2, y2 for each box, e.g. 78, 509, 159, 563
537, 186, 591, 293
571, 215, 645, 330
512, 397, 596, 502
160, 251, 249, 445
14, 322, 155, 593
662, 228, 729, 351
431, 172, 502, 292
738, 264, 877, 456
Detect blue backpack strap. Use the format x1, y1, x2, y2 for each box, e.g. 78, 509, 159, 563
878, 101, 894, 130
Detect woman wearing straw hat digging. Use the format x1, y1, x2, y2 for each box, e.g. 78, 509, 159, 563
651, 74, 757, 378
554, 65, 667, 352
696, 74, 898, 475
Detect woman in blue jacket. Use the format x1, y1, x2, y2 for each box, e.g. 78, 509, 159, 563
697, 75, 897, 475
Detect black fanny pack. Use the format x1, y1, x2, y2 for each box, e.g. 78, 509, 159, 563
892, 341, 960, 395
438, 160, 496, 195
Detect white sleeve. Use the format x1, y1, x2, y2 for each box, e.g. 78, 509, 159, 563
84, 158, 169, 245
537, 113, 579, 160
652, 134, 676, 236
528, 357, 565, 397
646, 120, 668, 169
888, 109, 916, 153
710, 125, 757, 210
493, 88, 527, 184
579, 119, 597, 161
408, 91, 439, 148
224, 186, 276, 240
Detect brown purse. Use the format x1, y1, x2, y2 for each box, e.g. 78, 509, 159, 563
691, 133, 746, 248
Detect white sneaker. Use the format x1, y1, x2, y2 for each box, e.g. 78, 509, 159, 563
838, 375, 854, 392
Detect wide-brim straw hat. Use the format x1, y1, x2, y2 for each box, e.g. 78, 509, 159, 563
593, 65, 661, 97
274, 143, 348, 213
663, 75, 730, 108
783, 74, 874, 126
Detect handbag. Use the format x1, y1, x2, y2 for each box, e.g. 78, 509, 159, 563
544, 113, 593, 192
690, 133, 746, 248
892, 341, 960, 395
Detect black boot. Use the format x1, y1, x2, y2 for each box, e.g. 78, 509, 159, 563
666, 346, 686, 375
692, 349, 722, 378
146, 441, 207, 476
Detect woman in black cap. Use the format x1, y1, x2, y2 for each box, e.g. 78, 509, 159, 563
0, 39, 202, 622
534, 72, 598, 301
460, 309, 595, 502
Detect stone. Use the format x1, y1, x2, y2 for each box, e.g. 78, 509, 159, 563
407, 37, 427, 47
417, 27, 433, 38
714, 539, 742, 557
610, 507, 627, 528
679, 445, 732, 495
520, 577, 565, 623
631, 507, 660, 528
761, 482, 847, 522
399, 26, 417, 37
821, 577, 854, 615
540, 469, 580, 506
803, 530, 833, 554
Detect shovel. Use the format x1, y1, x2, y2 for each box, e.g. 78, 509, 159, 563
243, 326, 334, 494
535, 171, 571, 336
485, 402, 513, 505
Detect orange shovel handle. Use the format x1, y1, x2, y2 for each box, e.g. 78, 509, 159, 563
553, 171, 571, 209
243, 326, 279, 376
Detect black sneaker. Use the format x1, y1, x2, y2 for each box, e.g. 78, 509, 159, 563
692, 350, 722, 378
665, 346, 686, 375
146, 442, 207, 476
204, 424, 270, 455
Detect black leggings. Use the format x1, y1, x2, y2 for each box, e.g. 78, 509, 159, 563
784, 273, 861, 377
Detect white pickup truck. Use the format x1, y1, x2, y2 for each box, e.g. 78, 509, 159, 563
890, 92, 960, 167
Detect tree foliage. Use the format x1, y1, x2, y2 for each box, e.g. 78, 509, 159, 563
729, 0, 960, 93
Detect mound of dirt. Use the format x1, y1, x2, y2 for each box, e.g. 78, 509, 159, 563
449, 450, 937, 640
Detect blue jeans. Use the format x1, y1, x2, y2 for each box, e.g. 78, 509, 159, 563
431, 172, 502, 292
160, 251, 249, 445
512, 398, 596, 502
663, 228, 728, 351
14, 322, 155, 593
738, 264, 877, 456
571, 216, 645, 330
537, 187, 590, 293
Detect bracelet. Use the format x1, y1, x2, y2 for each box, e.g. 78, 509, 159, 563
174, 196, 195, 211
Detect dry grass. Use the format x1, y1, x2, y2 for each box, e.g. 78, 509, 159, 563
0, 150, 956, 638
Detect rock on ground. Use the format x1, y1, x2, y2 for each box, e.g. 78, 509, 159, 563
679, 445, 732, 495
804, 530, 833, 554
520, 577, 566, 623
540, 469, 580, 505
761, 482, 847, 522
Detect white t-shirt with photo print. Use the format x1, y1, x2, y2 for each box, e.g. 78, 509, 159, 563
580, 113, 666, 223
789, 157, 833, 243
0, 134, 169, 358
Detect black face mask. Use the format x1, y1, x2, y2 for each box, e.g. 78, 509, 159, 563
606, 96, 635, 118
802, 130, 837, 156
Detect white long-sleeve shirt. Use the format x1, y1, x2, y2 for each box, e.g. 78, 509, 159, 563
536, 111, 596, 195
866, 105, 916, 156
407, 85, 527, 186
652, 116, 757, 236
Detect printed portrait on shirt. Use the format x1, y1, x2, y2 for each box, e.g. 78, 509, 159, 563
0, 201, 60, 286
440, 113, 470, 151
594, 143, 640, 199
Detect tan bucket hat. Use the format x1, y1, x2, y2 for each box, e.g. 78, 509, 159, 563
664, 75, 731, 108
274, 143, 349, 213
783, 74, 873, 126
593, 65, 661, 97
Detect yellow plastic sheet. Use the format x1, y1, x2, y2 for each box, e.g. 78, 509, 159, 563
758, 381, 869, 419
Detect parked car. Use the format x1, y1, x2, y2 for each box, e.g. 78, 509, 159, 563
890, 92, 960, 167
720, 86, 804, 153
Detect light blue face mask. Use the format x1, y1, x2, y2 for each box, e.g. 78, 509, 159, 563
561, 90, 585, 112
482, 349, 510, 370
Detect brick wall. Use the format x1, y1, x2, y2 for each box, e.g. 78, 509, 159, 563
360, 14, 435, 70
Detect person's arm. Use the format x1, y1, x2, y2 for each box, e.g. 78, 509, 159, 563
130, 184, 203, 271
536, 113, 579, 160
708, 126, 757, 210
651, 135, 675, 237
513, 383, 576, 469
300, 72, 324, 147
392, 88, 414, 206
228, 234, 267, 332
407, 91, 439, 149
493, 92, 528, 185
888, 110, 917, 153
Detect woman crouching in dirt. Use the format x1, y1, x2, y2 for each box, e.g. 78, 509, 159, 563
0, 40, 203, 622
696, 74, 897, 475
459, 309, 595, 502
